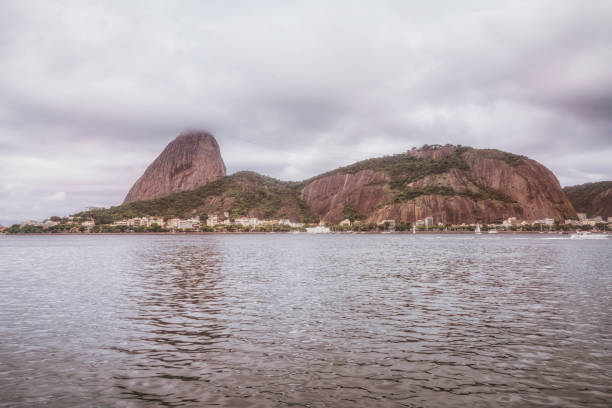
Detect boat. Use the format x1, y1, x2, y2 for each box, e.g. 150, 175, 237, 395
412, 226, 416, 234
475, 224, 481, 234
570, 231, 609, 240
488, 229, 498, 234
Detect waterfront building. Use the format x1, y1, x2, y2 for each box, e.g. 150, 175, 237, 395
379, 219, 396, 231
179, 219, 198, 230
339, 219, 351, 226
206, 215, 219, 227
20, 220, 42, 228
425, 217, 434, 228
42, 220, 59, 228
235, 217, 259, 227
166, 218, 181, 229
81, 219, 95, 228
577, 213, 587, 221
306, 225, 331, 234
151, 217, 165, 227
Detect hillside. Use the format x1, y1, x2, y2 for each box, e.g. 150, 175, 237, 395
76, 144, 576, 225
563, 181, 612, 218
300, 144, 575, 224
77, 171, 315, 223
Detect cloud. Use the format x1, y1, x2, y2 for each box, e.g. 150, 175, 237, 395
43, 191, 67, 201
0, 0, 611, 225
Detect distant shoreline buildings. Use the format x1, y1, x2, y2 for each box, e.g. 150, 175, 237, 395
4, 211, 611, 234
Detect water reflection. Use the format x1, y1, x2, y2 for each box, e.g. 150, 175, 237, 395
113, 239, 229, 406
0, 235, 610, 407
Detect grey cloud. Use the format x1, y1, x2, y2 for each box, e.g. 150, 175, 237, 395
1, 0, 611, 225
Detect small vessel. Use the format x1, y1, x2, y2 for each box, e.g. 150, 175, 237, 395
488, 229, 498, 234
570, 231, 609, 240
412, 226, 416, 234
475, 224, 481, 234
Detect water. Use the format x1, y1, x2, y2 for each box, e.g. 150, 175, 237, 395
0, 234, 610, 407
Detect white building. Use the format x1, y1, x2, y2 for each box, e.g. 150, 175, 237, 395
81, 219, 95, 228
147, 217, 164, 227
306, 226, 331, 234
206, 215, 219, 227
235, 217, 259, 227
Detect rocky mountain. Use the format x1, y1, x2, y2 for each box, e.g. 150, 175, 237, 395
563, 181, 612, 218
84, 171, 314, 223
123, 130, 226, 204
80, 143, 576, 225
300, 145, 575, 224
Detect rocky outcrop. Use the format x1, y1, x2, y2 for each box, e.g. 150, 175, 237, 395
124, 130, 226, 204
301, 145, 576, 224
301, 170, 391, 221
564, 181, 612, 218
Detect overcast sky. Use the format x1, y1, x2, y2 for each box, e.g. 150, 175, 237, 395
1, 0, 611, 225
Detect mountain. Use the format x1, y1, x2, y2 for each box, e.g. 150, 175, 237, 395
300, 144, 575, 224
563, 181, 612, 218
83, 171, 315, 223
78, 143, 576, 225
123, 130, 226, 204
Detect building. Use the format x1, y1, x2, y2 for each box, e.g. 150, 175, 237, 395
379, 219, 396, 231
235, 217, 259, 227
178, 219, 199, 230
147, 217, 164, 227
339, 219, 351, 226
112, 220, 129, 226
306, 225, 331, 234
81, 219, 95, 228
207, 215, 219, 227
425, 217, 434, 228
166, 218, 181, 229
577, 213, 587, 221
127, 217, 148, 227
20, 220, 42, 228
42, 220, 59, 228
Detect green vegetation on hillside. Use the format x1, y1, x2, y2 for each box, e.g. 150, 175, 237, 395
303, 145, 516, 205
301, 145, 470, 189
74, 171, 316, 223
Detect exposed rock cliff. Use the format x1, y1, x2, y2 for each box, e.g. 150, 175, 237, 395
563, 181, 612, 218
123, 130, 226, 204
300, 145, 576, 224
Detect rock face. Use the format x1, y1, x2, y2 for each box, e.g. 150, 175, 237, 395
301, 145, 576, 224
563, 181, 612, 218
123, 131, 226, 204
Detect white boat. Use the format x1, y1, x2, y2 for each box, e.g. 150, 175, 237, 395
488, 229, 498, 234
475, 224, 481, 234
570, 231, 609, 240
412, 226, 416, 234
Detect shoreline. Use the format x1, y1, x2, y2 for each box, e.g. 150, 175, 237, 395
3, 231, 610, 236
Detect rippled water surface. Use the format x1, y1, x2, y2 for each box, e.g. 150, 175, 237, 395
0, 234, 611, 407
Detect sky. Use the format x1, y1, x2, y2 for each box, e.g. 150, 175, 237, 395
1, 0, 611, 226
